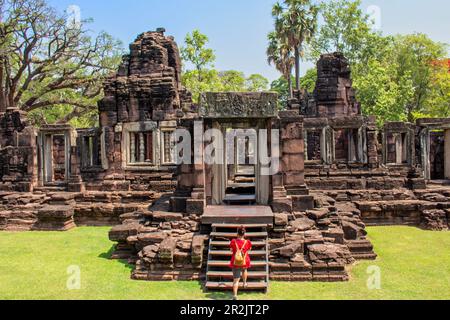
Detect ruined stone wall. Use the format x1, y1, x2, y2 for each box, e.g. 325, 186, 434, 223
0, 110, 37, 192
108, 196, 207, 281
289, 53, 429, 190
90, 30, 195, 191
312, 53, 360, 118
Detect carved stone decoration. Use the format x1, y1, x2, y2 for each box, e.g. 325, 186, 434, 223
199, 92, 278, 119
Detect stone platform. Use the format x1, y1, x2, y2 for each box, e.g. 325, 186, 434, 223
201, 206, 274, 226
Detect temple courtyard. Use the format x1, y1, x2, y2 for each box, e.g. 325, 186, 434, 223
1, 226, 449, 300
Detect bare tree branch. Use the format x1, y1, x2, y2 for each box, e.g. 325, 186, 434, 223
0, 0, 123, 125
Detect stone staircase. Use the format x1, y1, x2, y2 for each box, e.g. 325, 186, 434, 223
205, 224, 269, 292
34, 182, 68, 193
345, 239, 377, 260
224, 168, 256, 205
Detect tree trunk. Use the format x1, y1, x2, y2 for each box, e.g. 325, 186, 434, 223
288, 73, 293, 99
0, 58, 5, 113
294, 46, 300, 91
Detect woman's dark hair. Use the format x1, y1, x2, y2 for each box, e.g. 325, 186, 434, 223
237, 226, 246, 237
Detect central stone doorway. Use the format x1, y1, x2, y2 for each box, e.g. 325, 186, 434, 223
223, 122, 258, 205
209, 119, 271, 206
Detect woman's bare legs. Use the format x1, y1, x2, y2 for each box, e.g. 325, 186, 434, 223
243, 269, 248, 288
233, 277, 240, 299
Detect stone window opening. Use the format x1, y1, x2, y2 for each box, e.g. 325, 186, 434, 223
304, 130, 322, 163
80, 135, 102, 168
161, 129, 176, 165
333, 128, 366, 164
429, 130, 446, 180
121, 121, 177, 170
121, 121, 159, 170
52, 134, 66, 182
386, 132, 408, 165
37, 126, 74, 186
129, 131, 154, 165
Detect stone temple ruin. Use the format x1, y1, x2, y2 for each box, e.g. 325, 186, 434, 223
1, 30, 449, 291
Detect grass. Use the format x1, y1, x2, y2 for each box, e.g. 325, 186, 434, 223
0, 226, 449, 300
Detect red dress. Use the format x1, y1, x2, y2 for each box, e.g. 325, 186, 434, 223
229, 238, 252, 269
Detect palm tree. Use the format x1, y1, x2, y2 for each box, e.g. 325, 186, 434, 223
267, 31, 295, 98
272, 0, 319, 91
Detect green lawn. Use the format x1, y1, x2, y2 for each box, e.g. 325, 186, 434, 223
0, 226, 449, 300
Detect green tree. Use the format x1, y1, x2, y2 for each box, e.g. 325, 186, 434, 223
394, 34, 448, 122
246, 74, 269, 92
180, 30, 215, 82
270, 69, 316, 110
182, 69, 222, 103
353, 34, 448, 124
307, 0, 449, 125
423, 60, 450, 118
218, 70, 246, 92
0, 0, 123, 127
309, 0, 390, 65
267, 30, 294, 98
180, 30, 269, 102
353, 58, 414, 126
300, 68, 317, 92
272, 0, 319, 90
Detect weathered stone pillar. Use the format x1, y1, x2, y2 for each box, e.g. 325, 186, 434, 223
130, 132, 136, 163
366, 117, 379, 168
138, 132, 145, 163
395, 133, 403, 164
44, 134, 53, 183
171, 119, 205, 215
276, 111, 314, 212
67, 128, 85, 192
445, 129, 450, 179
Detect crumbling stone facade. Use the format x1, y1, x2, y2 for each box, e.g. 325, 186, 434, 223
0, 31, 449, 289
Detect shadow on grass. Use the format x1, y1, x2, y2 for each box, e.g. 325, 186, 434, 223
98, 245, 134, 272
199, 281, 233, 300
200, 281, 264, 300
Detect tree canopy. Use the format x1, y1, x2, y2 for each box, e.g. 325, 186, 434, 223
266, 0, 450, 125
271, 0, 319, 91
0, 0, 123, 127
180, 30, 269, 103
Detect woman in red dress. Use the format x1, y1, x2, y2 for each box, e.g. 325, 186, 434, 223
229, 226, 252, 300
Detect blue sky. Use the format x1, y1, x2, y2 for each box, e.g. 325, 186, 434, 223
48, 0, 450, 82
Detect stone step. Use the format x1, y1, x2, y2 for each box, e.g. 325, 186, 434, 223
223, 194, 256, 204
227, 182, 256, 189
346, 241, 374, 251
207, 260, 267, 268
351, 253, 378, 260
207, 271, 267, 279
209, 250, 267, 257
234, 177, 256, 183
212, 223, 269, 229
205, 281, 268, 291
210, 231, 268, 239
234, 171, 256, 177
202, 206, 274, 226
34, 186, 66, 193
210, 241, 266, 247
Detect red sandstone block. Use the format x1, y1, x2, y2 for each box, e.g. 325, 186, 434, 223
282, 154, 305, 172
283, 140, 304, 154
283, 172, 305, 186
282, 123, 303, 139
